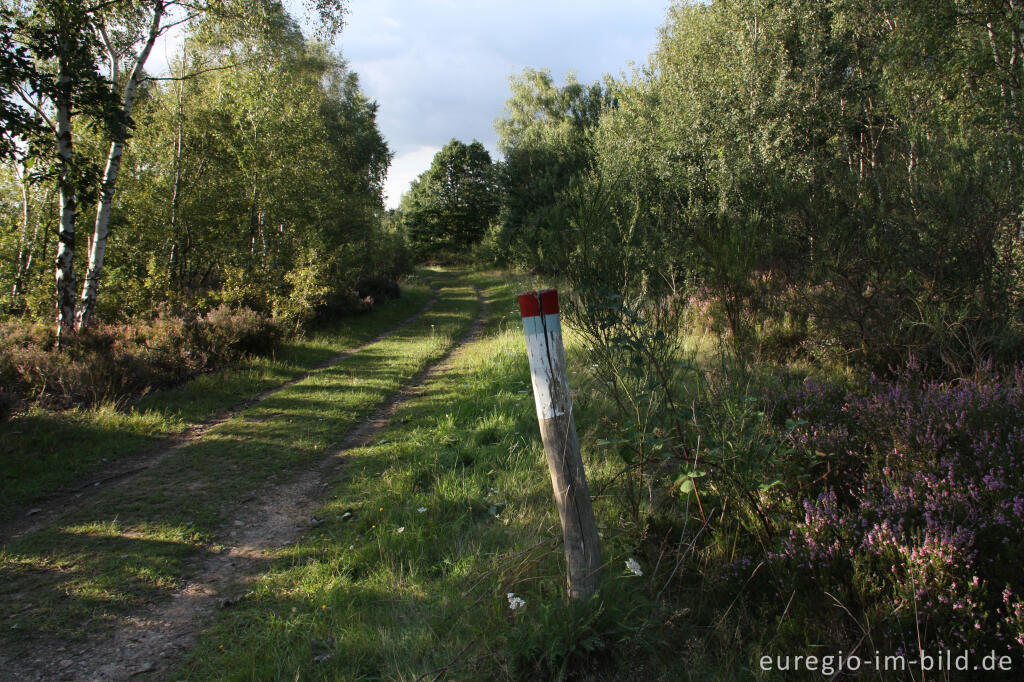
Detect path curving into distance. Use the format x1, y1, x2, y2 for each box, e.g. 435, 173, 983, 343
0, 284, 442, 545
0, 278, 484, 681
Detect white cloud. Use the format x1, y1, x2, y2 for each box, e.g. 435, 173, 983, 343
384, 145, 442, 209
342, 1, 668, 204
154, 1, 671, 206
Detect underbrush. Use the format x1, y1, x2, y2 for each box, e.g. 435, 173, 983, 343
756, 366, 1024, 661
0, 275, 409, 414
564, 285, 1024, 677
0, 306, 280, 410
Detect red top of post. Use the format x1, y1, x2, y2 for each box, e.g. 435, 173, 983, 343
518, 291, 541, 318
539, 289, 559, 315
519, 289, 560, 317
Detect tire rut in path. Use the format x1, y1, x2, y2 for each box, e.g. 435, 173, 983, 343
0, 286, 442, 544
7, 287, 489, 682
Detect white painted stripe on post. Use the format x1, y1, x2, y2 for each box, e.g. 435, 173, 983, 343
522, 315, 544, 337
522, 312, 569, 421
523, 322, 554, 420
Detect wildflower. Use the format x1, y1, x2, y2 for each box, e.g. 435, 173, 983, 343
507, 592, 526, 611
417, 507, 427, 513
397, 527, 405, 534
321, 605, 326, 610
625, 558, 643, 576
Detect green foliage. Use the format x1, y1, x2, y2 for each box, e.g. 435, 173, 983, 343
494, 69, 609, 271
491, 0, 1024, 375
107, 18, 395, 322
0, 11, 38, 162
398, 138, 499, 260
506, 586, 650, 680
1, 0, 401, 339
5, 0, 126, 152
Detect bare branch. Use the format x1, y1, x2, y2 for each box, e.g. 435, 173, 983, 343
142, 62, 237, 82
84, 0, 127, 14
12, 82, 55, 131
97, 18, 119, 83
158, 11, 202, 33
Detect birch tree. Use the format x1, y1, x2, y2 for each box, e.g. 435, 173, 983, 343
2, 0, 348, 340
76, 0, 350, 327
76, 0, 166, 329
5, 0, 123, 345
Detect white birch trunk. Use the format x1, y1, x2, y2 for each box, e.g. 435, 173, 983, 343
54, 68, 76, 346
12, 164, 32, 299
77, 1, 164, 329
168, 75, 184, 279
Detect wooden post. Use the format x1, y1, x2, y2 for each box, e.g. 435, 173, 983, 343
519, 289, 602, 600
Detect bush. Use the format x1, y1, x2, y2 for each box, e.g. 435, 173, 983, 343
503, 582, 652, 681
0, 306, 281, 411
761, 367, 1024, 655
200, 304, 280, 362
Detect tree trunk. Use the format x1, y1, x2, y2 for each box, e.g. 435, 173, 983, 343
54, 78, 76, 346
40, 189, 53, 281
12, 165, 32, 301
77, 1, 163, 329
169, 75, 184, 285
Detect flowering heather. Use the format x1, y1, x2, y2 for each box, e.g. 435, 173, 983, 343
764, 368, 1024, 655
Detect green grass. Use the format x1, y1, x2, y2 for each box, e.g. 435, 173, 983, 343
0, 277, 480, 653
0, 280, 436, 522
174, 273, 658, 681
2, 270, 775, 679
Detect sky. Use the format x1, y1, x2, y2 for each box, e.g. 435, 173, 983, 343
337, 1, 670, 208
150, 1, 672, 209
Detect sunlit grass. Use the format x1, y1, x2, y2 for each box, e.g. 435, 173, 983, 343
176, 273, 656, 680
0, 278, 479, 652
0, 280, 437, 521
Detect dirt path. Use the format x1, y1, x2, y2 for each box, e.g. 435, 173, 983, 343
0, 286, 441, 545
1, 288, 489, 682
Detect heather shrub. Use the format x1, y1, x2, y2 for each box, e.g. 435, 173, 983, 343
121, 311, 198, 388
199, 304, 280, 363
0, 305, 280, 410
0, 322, 123, 406
761, 368, 1024, 656
0, 321, 54, 397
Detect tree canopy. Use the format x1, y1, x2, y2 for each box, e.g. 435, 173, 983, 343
399, 138, 499, 259
490, 0, 1024, 373
0, 0, 401, 333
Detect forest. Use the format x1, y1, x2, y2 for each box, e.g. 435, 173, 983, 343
1, 0, 401, 410
3, 0, 1024, 679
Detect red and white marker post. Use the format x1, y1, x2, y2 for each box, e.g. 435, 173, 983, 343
519, 289, 602, 601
